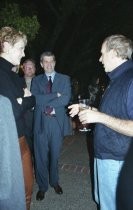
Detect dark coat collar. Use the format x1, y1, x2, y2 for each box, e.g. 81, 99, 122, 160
0, 57, 14, 73
108, 60, 133, 80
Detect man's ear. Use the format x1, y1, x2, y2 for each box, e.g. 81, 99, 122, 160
40, 62, 43, 68
110, 49, 117, 58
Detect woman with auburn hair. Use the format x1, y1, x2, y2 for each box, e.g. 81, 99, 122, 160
0, 26, 35, 210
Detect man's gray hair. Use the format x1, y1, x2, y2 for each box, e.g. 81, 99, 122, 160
40, 51, 55, 63
103, 34, 133, 60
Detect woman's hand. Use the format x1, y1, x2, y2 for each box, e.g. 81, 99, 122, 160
17, 97, 22, 104
23, 88, 31, 97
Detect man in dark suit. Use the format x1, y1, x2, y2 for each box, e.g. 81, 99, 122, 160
31, 51, 72, 201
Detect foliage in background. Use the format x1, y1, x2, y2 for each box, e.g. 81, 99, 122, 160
0, 3, 40, 41
0, 0, 132, 92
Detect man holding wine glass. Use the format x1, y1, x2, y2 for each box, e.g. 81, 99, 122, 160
69, 34, 133, 210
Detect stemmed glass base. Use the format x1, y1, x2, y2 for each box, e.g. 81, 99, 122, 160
78, 98, 91, 132
79, 127, 91, 132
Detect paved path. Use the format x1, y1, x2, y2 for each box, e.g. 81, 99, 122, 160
30, 132, 97, 210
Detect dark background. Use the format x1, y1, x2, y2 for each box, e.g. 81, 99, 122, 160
1, 0, 133, 93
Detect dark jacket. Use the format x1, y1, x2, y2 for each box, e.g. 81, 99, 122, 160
0, 57, 35, 138
94, 60, 133, 160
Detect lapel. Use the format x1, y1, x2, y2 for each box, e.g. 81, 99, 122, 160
40, 74, 48, 93
52, 73, 60, 90
39, 72, 61, 92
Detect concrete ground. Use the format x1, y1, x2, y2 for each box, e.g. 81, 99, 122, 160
30, 131, 97, 210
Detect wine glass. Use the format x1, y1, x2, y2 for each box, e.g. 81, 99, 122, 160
78, 98, 91, 132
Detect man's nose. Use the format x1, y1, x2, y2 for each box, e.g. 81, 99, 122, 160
47, 63, 52, 67
99, 56, 102, 62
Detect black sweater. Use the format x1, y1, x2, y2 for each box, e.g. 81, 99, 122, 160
0, 57, 35, 138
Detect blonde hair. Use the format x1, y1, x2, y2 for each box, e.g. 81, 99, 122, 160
0, 26, 27, 53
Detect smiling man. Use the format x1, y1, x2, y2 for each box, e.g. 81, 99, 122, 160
31, 51, 72, 201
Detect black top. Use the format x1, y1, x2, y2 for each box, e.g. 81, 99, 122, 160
0, 57, 35, 137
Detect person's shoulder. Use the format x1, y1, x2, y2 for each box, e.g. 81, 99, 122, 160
124, 68, 133, 80
0, 67, 8, 77
32, 73, 44, 82
56, 72, 70, 79
0, 95, 11, 108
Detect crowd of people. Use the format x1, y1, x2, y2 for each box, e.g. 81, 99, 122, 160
0, 25, 133, 210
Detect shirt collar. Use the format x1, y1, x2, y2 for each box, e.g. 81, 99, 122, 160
45, 71, 56, 80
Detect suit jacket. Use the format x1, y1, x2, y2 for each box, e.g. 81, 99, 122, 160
0, 96, 26, 210
31, 72, 72, 136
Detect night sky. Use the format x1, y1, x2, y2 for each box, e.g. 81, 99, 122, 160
1, 0, 133, 91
